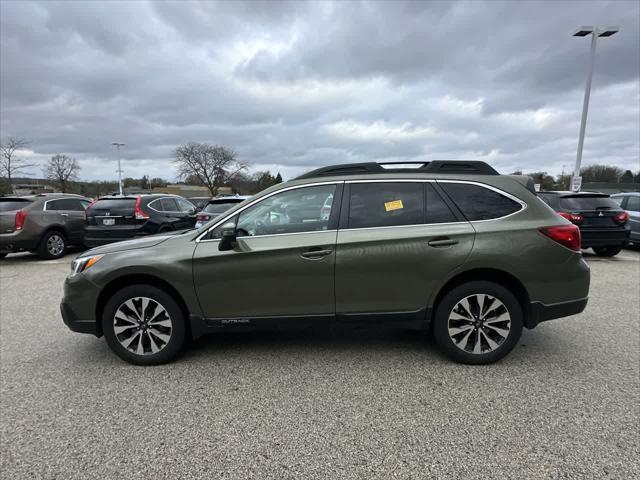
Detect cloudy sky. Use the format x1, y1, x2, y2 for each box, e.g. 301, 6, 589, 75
1, 0, 639, 182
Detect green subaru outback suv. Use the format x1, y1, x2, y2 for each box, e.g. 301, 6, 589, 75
61, 161, 590, 365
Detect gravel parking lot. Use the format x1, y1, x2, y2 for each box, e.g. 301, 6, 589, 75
1, 249, 639, 479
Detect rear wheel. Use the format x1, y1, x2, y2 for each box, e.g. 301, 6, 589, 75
433, 281, 523, 364
593, 246, 622, 257
38, 230, 67, 259
102, 285, 186, 365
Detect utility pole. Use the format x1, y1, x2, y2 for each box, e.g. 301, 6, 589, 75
111, 142, 125, 195
572, 26, 619, 191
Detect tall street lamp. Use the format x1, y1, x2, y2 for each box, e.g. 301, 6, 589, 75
572, 26, 619, 191
111, 142, 125, 196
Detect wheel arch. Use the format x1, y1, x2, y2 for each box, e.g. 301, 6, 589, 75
95, 273, 191, 337
429, 268, 532, 329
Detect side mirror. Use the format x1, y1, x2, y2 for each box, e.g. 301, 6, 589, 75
218, 222, 237, 251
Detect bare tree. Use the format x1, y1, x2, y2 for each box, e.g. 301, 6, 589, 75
44, 154, 80, 193
0, 137, 34, 185
175, 143, 247, 195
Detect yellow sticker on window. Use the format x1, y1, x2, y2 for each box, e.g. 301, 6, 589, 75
384, 200, 404, 212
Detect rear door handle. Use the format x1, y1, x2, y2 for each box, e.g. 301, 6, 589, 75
301, 249, 333, 259
428, 238, 458, 248
60, 213, 69, 217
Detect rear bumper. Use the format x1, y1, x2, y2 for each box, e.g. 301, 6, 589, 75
527, 297, 588, 328
0, 231, 39, 253
580, 227, 630, 248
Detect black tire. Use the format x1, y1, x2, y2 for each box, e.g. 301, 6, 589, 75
102, 284, 187, 365
593, 246, 622, 257
37, 230, 67, 259
0, 252, 7, 259
432, 281, 523, 365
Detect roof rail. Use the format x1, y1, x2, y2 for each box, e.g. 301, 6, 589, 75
295, 160, 499, 180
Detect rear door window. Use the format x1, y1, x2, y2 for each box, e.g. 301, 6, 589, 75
159, 198, 179, 212
558, 195, 619, 211
46, 198, 85, 211
439, 183, 522, 221
348, 182, 424, 229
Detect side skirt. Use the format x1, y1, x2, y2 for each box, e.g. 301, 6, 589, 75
189, 308, 429, 340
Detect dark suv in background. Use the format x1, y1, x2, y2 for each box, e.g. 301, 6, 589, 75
0, 194, 91, 259
62, 161, 590, 366
538, 191, 630, 256
84, 194, 197, 247
194, 195, 251, 228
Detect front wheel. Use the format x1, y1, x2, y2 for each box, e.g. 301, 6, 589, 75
432, 281, 523, 364
592, 246, 622, 257
102, 285, 186, 365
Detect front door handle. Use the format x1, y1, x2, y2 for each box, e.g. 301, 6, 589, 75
301, 249, 333, 259
428, 238, 458, 248
60, 213, 69, 217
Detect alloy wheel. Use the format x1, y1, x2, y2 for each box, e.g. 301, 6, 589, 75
447, 294, 511, 354
47, 234, 65, 256
113, 297, 173, 356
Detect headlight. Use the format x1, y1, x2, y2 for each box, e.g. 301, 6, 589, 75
70, 255, 104, 276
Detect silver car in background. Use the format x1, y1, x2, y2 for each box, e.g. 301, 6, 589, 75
611, 192, 640, 246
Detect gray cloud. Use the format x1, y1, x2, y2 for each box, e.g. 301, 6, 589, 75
1, 0, 638, 182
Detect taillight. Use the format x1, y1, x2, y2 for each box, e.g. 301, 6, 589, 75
613, 211, 629, 224
134, 197, 149, 220
558, 212, 584, 224
539, 225, 581, 252
196, 214, 210, 222
14, 210, 27, 230
84, 199, 96, 221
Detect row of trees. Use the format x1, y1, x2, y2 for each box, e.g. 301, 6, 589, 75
0, 138, 283, 196
511, 165, 640, 191
1, 137, 81, 193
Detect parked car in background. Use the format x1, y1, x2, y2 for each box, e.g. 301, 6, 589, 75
538, 191, 630, 256
186, 197, 210, 212
0, 194, 91, 259
84, 194, 197, 247
62, 161, 590, 366
611, 192, 640, 246
194, 195, 251, 228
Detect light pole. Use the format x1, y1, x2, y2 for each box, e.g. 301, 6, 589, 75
111, 142, 125, 195
572, 26, 619, 191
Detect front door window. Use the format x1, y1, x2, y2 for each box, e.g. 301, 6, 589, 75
236, 184, 337, 237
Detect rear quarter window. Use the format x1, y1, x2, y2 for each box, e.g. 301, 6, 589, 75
440, 183, 522, 221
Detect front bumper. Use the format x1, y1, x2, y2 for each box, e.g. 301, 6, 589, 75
61, 301, 99, 335
580, 227, 630, 248
61, 273, 102, 337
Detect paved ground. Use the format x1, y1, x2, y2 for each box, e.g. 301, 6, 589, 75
0, 249, 638, 479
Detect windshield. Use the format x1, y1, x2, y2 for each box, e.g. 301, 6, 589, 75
0, 199, 32, 212
559, 195, 619, 211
